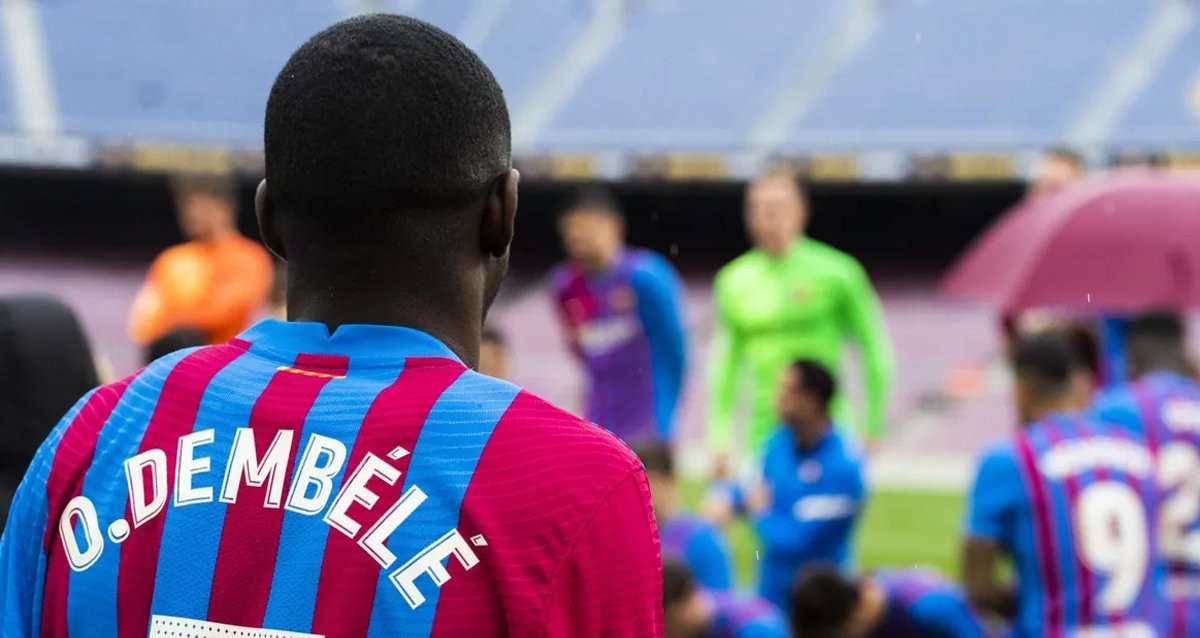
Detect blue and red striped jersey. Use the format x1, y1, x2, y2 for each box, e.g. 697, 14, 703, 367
1093, 370, 1200, 636
870, 568, 986, 638
702, 589, 788, 638
965, 412, 1166, 638
550, 249, 687, 443
0, 319, 663, 637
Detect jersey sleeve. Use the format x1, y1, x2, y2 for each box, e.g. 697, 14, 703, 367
910, 591, 988, 638
707, 270, 744, 452
964, 445, 1022, 544
630, 254, 688, 438
0, 390, 94, 636
685, 524, 733, 590
542, 470, 664, 636
839, 259, 894, 440
1090, 387, 1142, 433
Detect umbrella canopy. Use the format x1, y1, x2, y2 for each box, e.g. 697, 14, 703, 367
941, 171, 1200, 313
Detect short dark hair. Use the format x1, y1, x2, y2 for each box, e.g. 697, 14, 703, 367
1128, 311, 1185, 345
790, 565, 860, 638
1058, 322, 1100, 380
1012, 333, 1078, 400
264, 15, 510, 246
558, 186, 623, 222
662, 558, 697, 610
632, 441, 674, 477
481, 325, 506, 348
791, 359, 836, 409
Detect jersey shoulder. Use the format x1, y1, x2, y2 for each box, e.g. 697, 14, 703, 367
547, 261, 584, 295
714, 250, 767, 290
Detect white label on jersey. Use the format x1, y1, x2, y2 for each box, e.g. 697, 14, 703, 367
793, 495, 857, 521
578, 317, 638, 354
1038, 436, 1152, 480
149, 615, 322, 638
1162, 399, 1200, 434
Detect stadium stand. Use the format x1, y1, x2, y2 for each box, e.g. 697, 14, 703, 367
1111, 21, 1200, 148
0, 55, 14, 134
787, 0, 1155, 151
539, 0, 842, 151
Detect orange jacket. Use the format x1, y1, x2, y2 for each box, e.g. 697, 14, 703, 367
128, 234, 273, 345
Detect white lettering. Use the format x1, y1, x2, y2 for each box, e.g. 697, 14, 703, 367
388, 529, 480, 609
59, 496, 103, 571
359, 486, 428, 567
285, 434, 348, 515
175, 429, 215, 506
1039, 436, 1153, 479
794, 495, 858, 521
1163, 399, 1200, 434
125, 448, 168, 526
219, 428, 294, 508
323, 453, 401, 538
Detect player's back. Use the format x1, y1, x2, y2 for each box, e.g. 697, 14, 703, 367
1001, 414, 1163, 637
1, 320, 661, 638
1094, 370, 1200, 635
871, 568, 985, 638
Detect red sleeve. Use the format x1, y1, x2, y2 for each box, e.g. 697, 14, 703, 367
543, 469, 664, 637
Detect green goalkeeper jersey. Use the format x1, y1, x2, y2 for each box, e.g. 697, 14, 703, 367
708, 238, 894, 456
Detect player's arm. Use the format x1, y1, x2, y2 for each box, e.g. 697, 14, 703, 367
546, 272, 585, 361
707, 274, 744, 457
961, 447, 1020, 620
754, 459, 864, 555
840, 260, 894, 441
128, 252, 172, 345
543, 470, 663, 636
0, 390, 96, 634
631, 255, 688, 434
183, 245, 273, 334
686, 525, 733, 590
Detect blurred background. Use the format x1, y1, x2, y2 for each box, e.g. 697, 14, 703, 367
4, 0, 1200, 582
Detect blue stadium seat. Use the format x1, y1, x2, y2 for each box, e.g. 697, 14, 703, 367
540, 0, 842, 151
39, 0, 345, 145
0, 52, 15, 134
787, 0, 1153, 151
1111, 22, 1200, 148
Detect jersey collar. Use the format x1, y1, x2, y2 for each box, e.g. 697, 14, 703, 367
237, 318, 463, 364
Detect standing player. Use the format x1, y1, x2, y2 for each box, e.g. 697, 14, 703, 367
635, 441, 733, 590
790, 565, 986, 637
128, 175, 274, 346
662, 559, 788, 638
551, 188, 687, 443
963, 333, 1163, 637
1092, 311, 1200, 634
708, 171, 893, 473
0, 15, 662, 638
753, 360, 866, 609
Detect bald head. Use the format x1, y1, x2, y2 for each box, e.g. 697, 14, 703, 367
745, 173, 807, 257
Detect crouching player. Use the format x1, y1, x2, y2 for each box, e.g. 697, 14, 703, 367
790, 565, 986, 637
963, 333, 1164, 637
663, 559, 788, 638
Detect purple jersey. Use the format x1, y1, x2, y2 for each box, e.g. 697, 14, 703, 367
871, 569, 986, 638
966, 413, 1165, 638
1094, 370, 1200, 636
550, 249, 686, 443
703, 590, 788, 638
659, 514, 732, 590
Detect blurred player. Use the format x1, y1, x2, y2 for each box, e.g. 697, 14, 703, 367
635, 441, 733, 590
1027, 147, 1086, 199
753, 359, 867, 609
1092, 311, 1200, 634
663, 559, 788, 638
550, 187, 687, 443
128, 175, 273, 346
708, 171, 893, 473
0, 16, 662, 637
964, 333, 1163, 637
478, 326, 509, 380
790, 564, 986, 637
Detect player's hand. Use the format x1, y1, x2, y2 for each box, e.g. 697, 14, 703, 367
711, 451, 731, 479
745, 482, 770, 514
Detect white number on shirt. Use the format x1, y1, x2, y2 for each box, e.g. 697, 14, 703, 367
1076, 481, 1149, 613
1157, 442, 1200, 565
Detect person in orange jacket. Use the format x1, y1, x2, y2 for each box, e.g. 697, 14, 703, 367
128, 176, 273, 346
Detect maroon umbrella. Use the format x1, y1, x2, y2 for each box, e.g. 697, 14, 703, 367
942, 171, 1200, 312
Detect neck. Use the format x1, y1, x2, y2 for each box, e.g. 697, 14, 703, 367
287, 266, 484, 368
791, 416, 830, 448
580, 248, 621, 273
1132, 356, 1190, 380
1024, 397, 1077, 424
762, 237, 799, 259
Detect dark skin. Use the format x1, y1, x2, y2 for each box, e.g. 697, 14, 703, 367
962, 377, 1080, 621
254, 169, 520, 370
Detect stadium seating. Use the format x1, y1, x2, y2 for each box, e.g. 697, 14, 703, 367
0, 0, 1194, 157
787, 0, 1154, 150
1110, 21, 1200, 149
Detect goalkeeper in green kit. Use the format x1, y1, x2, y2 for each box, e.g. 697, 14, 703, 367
708, 172, 894, 476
